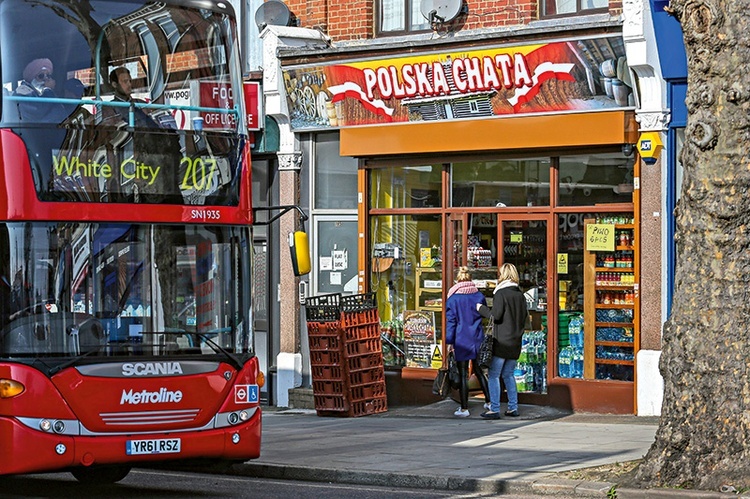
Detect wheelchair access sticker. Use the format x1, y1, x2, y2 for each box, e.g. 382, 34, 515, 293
235, 384, 259, 404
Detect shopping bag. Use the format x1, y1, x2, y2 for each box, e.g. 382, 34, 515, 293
432, 368, 450, 398
478, 334, 494, 368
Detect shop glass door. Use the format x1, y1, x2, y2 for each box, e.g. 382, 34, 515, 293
449, 213, 550, 394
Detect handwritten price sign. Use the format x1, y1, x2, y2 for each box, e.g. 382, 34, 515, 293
586, 224, 615, 251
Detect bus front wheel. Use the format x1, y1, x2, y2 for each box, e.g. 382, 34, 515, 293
71, 465, 131, 484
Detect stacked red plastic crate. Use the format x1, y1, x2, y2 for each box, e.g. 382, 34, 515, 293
305, 294, 348, 414
340, 293, 387, 417
304, 293, 387, 417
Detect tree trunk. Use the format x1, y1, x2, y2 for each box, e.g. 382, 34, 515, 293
633, 0, 750, 490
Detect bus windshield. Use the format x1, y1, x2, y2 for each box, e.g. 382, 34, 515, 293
0, 0, 246, 206
0, 222, 252, 361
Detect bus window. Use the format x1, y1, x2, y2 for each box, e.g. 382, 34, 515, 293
1, 0, 245, 206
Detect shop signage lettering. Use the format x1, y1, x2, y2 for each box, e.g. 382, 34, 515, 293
200, 82, 237, 129
586, 224, 615, 252
283, 34, 632, 130
243, 82, 262, 131
362, 53, 536, 101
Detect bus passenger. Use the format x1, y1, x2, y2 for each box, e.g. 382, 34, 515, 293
63, 78, 86, 100
13, 58, 65, 122
103, 67, 160, 128
61, 78, 92, 123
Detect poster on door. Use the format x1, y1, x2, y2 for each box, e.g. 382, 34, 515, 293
317, 220, 358, 294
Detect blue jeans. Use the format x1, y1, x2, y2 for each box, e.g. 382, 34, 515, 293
487, 356, 518, 413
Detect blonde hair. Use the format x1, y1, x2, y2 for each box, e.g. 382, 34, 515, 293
455, 266, 472, 282
498, 263, 519, 284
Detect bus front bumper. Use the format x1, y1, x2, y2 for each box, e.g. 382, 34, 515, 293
0, 412, 262, 475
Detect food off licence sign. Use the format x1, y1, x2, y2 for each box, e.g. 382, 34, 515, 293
198, 81, 262, 131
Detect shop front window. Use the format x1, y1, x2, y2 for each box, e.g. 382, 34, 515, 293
452, 158, 551, 207
556, 212, 636, 383
370, 165, 442, 209
558, 152, 635, 206
371, 214, 442, 368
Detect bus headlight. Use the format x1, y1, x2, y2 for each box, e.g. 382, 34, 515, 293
0, 378, 25, 398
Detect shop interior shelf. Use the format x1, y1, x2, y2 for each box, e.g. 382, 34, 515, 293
419, 305, 441, 311
595, 267, 635, 273
595, 304, 635, 309
595, 341, 634, 347
595, 321, 634, 327
595, 358, 634, 366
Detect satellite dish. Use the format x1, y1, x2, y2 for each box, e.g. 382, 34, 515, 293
420, 0, 462, 24
255, 0, 292, 31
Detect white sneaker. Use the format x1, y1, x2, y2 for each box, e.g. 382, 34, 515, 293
454, 408, 470, 417
484, 402, 491, 410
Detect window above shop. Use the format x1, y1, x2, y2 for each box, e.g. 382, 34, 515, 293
558, 151, 635, 206
452, 158, 551, 208
542, 0, 608, 17
371, 165, 442, 209
377, 0, 431, 36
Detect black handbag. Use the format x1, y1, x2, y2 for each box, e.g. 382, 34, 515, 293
447, 350, 461, 389
478, 334, 494, 368
432, 368, 450, 398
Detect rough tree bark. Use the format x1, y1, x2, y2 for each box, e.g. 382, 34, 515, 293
632, 0, 750, 490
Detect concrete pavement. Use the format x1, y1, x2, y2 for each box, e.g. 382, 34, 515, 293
217, 398, 739, 498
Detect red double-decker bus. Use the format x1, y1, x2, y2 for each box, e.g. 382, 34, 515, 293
0, 0, 271, 483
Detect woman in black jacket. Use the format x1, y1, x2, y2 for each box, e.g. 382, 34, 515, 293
477, 263, 528, 419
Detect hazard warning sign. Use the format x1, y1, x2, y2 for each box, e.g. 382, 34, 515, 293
431, 344, 442, 369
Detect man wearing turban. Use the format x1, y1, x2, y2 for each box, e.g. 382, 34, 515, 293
13, 58, 64, 122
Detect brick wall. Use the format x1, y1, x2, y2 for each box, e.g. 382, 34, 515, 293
284, 0, 621, 42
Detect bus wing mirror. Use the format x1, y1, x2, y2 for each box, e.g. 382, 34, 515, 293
289, 231, 311, 276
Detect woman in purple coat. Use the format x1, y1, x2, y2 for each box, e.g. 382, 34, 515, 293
445, 266, 490, 417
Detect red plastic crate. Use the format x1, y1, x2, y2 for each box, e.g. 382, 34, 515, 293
348, 366, 385, 385
344, 337, 381, 356
314, 393, 349, 412
349, 381, 386, 401
311, 364, 345, 381
310, 349, 343, 365
307, 322, 341, 336
309, 334, 343, 351
342, 323, 380, 342
313, 379, 347, 395
348, 395, 388, 417
341, 308, 379, 328
347, 353, 383, 371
